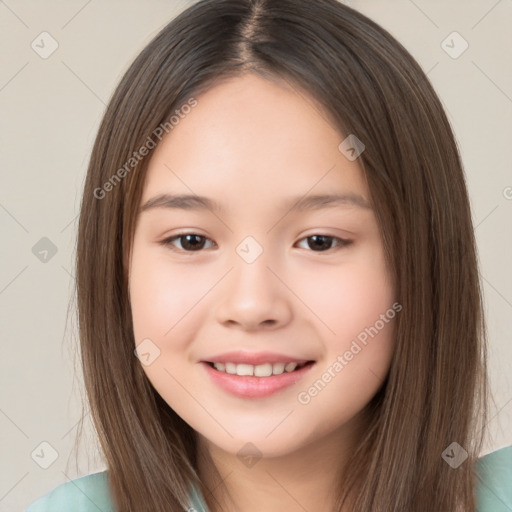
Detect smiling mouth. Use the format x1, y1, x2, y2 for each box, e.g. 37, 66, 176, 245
205, 360, 315, 377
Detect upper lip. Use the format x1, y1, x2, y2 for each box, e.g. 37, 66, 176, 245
202, 350, 314, 365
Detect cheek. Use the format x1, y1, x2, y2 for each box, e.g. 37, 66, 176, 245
129, 244, 209, 347
297, 252, 395, 344
296, 288, 396, 437
129, 244, 209, 402
294, 249, 396, 407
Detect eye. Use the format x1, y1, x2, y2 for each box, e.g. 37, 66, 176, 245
160, 233, 216, 252
295, 234, 352, 252
159, 233, 352, 253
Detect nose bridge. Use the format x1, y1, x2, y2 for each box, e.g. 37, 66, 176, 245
214, 234, 292, 329
230, 234, 278, 301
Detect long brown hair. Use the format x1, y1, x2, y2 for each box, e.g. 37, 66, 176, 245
75, 0, 489, 510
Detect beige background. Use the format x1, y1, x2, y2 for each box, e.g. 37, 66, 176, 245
0, 1, 511, 510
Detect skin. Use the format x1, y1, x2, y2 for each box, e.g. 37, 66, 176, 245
128, 73, 397, 512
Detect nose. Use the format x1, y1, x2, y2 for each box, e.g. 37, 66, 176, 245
214, 250, 293, 332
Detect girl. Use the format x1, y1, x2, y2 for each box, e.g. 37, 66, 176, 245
25, 0, 512, 511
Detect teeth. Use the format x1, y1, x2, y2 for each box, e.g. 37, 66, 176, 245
284, 362, 297, 372
225, 362, 237, 374
272, 362, 285, 375
254, 363, 272, 377
213, 362, 225, 372
236, 364, 254, 376
212, 361, 306, 376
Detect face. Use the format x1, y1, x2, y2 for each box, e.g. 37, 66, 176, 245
128, 73, 397, 459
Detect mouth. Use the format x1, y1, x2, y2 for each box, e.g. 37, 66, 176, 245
201, 359, 316, 399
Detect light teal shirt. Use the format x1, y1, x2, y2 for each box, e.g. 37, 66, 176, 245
25, 445, 512, 512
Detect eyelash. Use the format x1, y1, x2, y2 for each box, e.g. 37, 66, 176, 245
159, 233, 353, 254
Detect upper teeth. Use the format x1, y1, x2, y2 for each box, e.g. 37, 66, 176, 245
212, 362, 305, 376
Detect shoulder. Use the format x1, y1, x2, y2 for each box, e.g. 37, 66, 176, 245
475, 445, 512, 512
24, 471, 206, 512
24, 471, 114, 512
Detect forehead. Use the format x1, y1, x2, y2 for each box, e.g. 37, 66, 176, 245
142, 73, 369, 208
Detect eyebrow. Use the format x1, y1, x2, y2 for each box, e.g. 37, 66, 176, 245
140, 192, 372, 214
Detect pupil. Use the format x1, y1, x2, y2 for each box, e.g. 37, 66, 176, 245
309, 235, 332, 251
183, 235, 204, 250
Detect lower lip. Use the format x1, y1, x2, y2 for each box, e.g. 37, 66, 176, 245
201, 361, 315, 399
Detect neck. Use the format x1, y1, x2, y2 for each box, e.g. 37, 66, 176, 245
196, 415, 364, 512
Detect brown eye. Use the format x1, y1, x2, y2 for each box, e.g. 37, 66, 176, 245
160, 233, 215, 252
159, 233, 352, 253
296, 235, 352, 252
